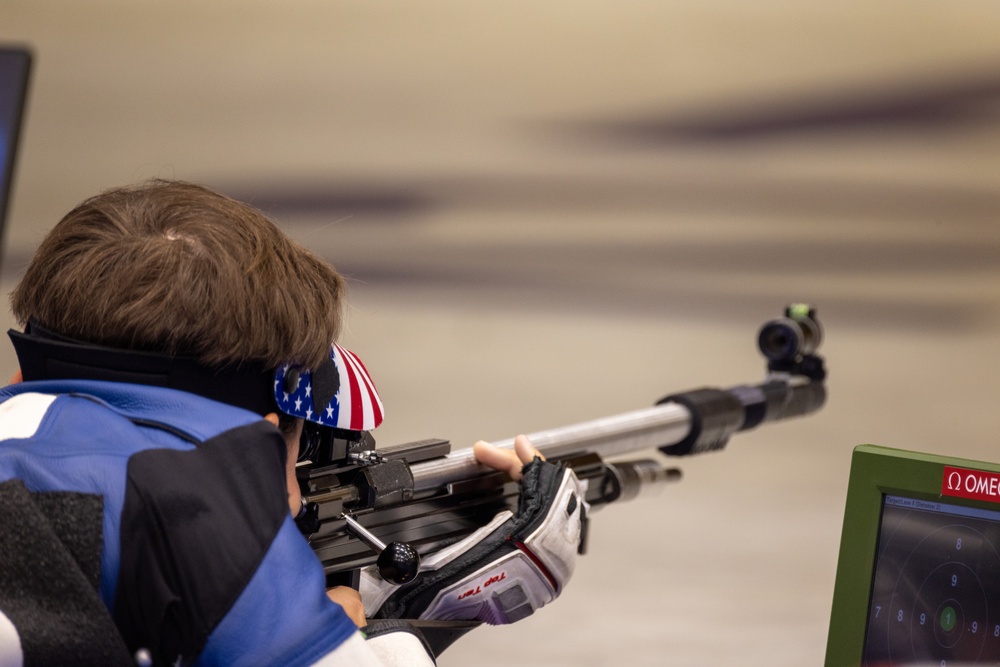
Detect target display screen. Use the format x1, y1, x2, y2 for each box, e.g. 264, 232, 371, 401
862, 494, 1000, 665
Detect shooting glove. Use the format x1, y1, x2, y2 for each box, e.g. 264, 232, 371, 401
360, 458, 587, 625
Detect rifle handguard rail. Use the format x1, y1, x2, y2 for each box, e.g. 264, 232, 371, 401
410, 402, 694, 493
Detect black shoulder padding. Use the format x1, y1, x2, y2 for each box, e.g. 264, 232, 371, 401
113, 421, 289, 665
0, 479, 133, 666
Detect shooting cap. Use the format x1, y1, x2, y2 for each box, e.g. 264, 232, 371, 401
274, 343, 384, 431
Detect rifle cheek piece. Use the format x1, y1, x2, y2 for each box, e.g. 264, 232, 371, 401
355, 459, 415, 508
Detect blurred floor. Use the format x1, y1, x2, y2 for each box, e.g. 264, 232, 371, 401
3, 3, 1000, 665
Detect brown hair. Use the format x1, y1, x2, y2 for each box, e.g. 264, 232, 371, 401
10, 180, 346, 370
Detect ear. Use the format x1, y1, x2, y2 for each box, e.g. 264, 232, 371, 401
9, 370, 22, 385
263, 412, 279, 427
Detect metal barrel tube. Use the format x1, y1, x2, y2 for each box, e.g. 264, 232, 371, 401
410, 402, 694, 493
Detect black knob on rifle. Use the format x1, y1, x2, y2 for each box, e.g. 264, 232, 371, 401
342, 513, 421, 585
377, 541, 421, 585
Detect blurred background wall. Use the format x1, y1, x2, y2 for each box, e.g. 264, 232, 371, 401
3, 2, 1000, 664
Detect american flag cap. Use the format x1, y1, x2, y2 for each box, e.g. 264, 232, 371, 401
274, 343, 384, 430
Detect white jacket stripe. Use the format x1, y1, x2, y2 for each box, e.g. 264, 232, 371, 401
0, 393, 57, 440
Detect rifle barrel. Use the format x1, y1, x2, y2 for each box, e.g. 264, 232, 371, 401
409, 374, 825, 494
410, 402, 693, 493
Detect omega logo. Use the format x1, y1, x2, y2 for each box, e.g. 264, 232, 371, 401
947, 472, 962, 491
943, 467, 1000, 501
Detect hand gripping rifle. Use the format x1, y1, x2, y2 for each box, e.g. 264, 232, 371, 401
295, 304, 827, 589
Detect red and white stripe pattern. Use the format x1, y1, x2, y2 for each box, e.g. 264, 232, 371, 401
274, 343, 384, 431
329, 343, 384, 431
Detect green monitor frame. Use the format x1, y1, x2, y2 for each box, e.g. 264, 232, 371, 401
826, 444, 1000, 665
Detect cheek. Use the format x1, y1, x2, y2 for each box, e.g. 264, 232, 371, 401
283, 420, 304, 464
285, 422, 304, 514
286, 460, 303, 514
286, 438, 301, 466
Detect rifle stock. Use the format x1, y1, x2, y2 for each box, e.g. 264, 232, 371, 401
296, 305, 826, 588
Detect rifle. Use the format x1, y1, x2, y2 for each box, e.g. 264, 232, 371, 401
295, 305, 827, 589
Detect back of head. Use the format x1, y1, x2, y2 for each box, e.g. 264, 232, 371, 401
10, 180, 345, 371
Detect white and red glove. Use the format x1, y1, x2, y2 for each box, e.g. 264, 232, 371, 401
360, 457, 588, 625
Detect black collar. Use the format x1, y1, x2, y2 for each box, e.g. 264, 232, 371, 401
9, 323, 278, 416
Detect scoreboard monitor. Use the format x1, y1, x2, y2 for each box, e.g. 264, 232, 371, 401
826, 445, 1000, 666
